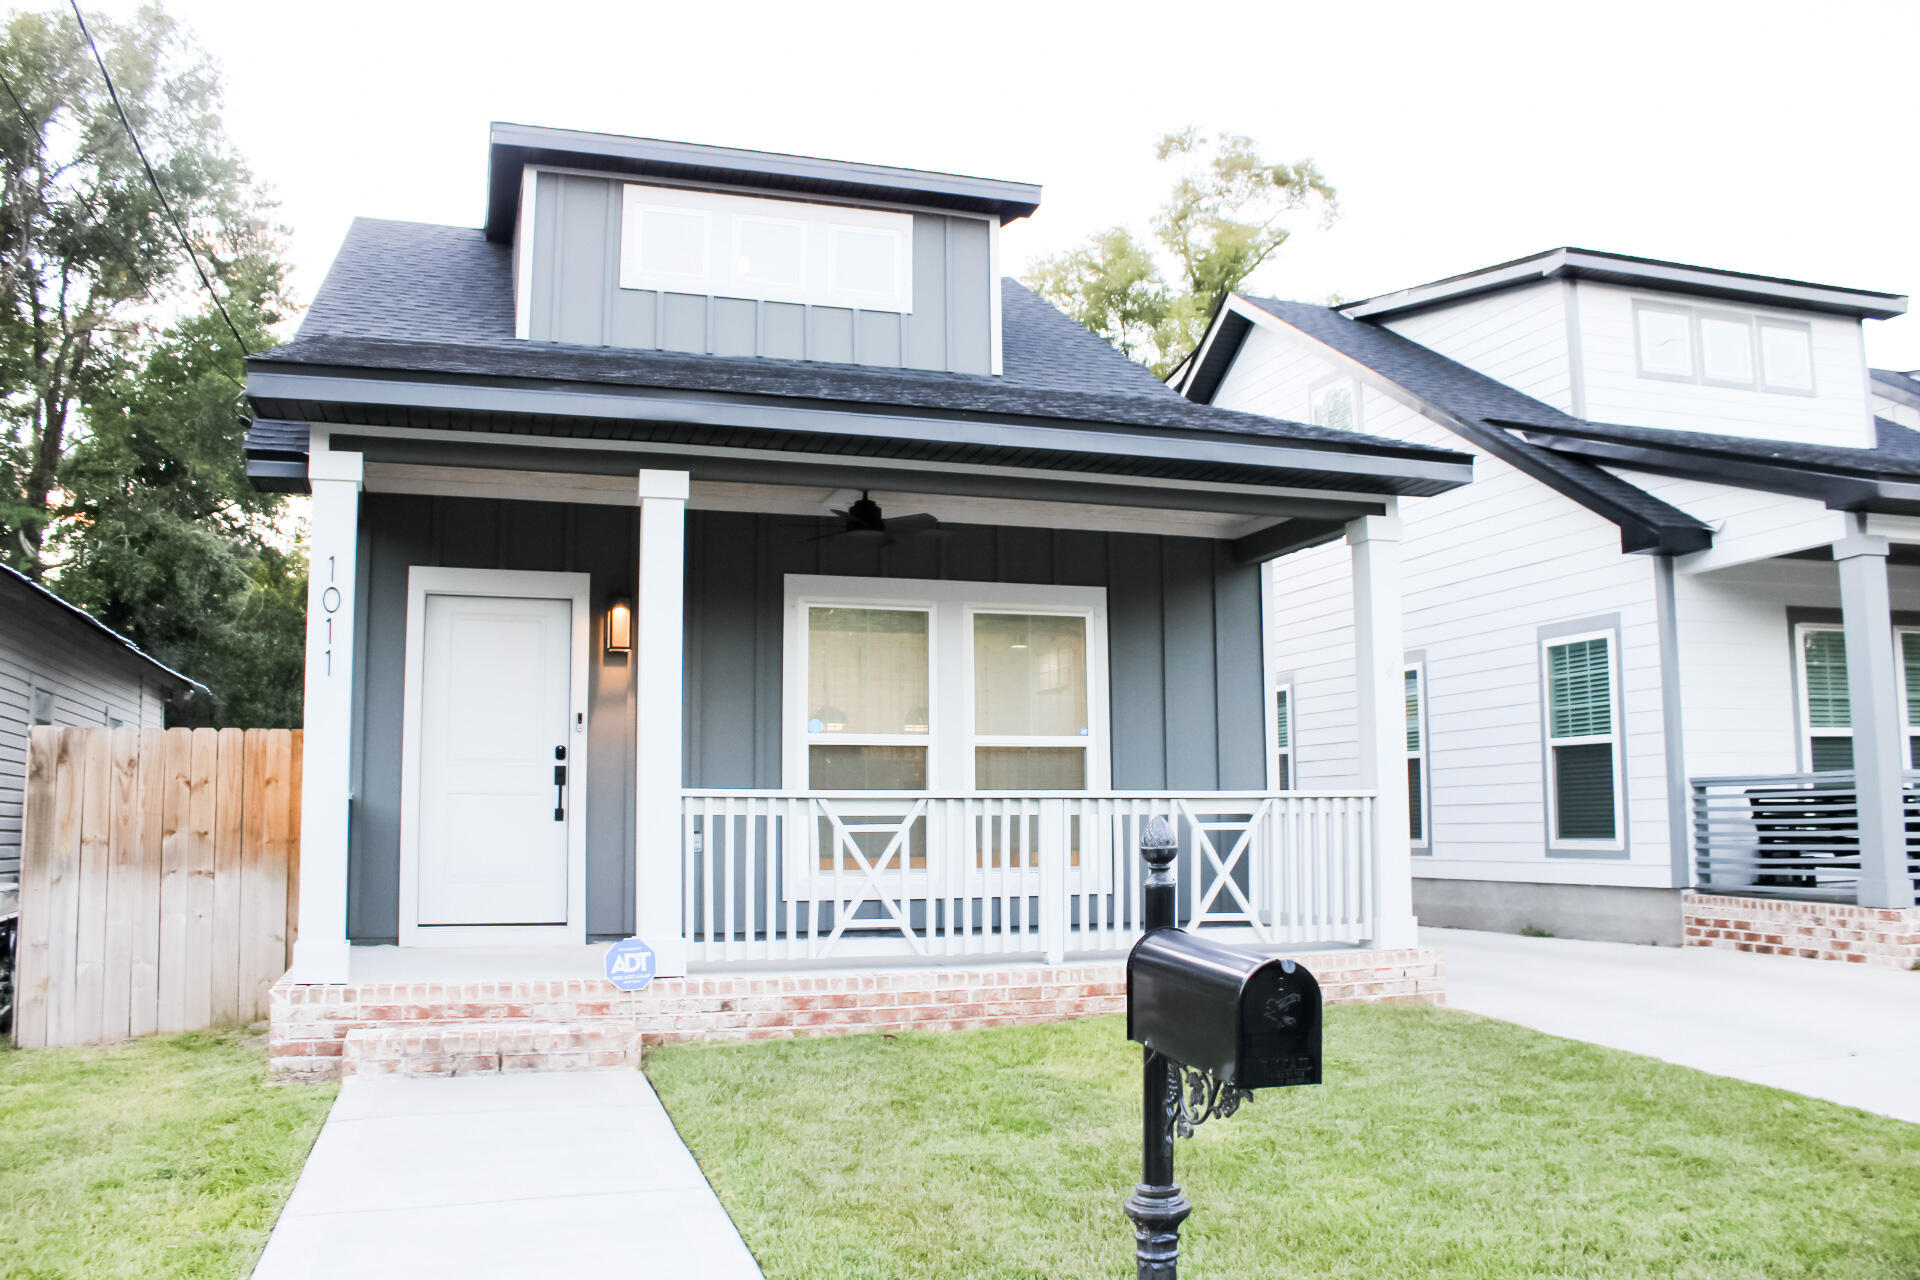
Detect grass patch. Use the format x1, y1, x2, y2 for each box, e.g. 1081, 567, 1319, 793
650, 1005, 1920, 1280
0, 1029, 335, 1279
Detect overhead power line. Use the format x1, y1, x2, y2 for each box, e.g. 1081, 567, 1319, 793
67, 0, 252, 357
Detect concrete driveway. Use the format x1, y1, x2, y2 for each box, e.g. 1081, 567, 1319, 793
1429, 926, 1920, 1124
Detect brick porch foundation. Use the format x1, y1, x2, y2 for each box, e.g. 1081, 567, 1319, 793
1683, 892, 1920, 969
269, 947, 1446, 1081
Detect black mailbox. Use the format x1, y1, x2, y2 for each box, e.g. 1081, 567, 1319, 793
1127, 929, 1322, 1089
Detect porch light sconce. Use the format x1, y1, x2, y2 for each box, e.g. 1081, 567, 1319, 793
605, 594, 633, 655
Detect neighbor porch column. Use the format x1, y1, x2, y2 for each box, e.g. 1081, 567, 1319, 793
290, 443, 362, 983
636, 469, 691, 975
1836, 515, 1914, 908
1348, 506, 1419, 948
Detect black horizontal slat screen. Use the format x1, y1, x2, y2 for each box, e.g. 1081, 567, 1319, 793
1554, 743, 1615, 841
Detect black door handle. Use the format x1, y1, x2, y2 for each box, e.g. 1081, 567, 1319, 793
553, 746, 567, 821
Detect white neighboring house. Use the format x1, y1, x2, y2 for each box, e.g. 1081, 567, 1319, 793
1175, 248, 1919, 944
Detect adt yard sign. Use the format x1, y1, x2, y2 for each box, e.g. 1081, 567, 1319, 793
604, 938, 657, 991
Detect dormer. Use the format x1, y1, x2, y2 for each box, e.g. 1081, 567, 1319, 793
1341, 248, 1907, 449
482, 123, 1041, 375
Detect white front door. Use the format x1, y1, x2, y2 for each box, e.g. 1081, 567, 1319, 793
416, 593, 574, 926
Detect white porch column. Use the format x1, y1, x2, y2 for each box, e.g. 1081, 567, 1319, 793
290, 444, 362, 983
1349, 507, 1419, 948
1836, 515, 1914, 908
636, 469, 691, 975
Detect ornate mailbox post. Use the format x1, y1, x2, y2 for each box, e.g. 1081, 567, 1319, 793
1122, 815, 1322, 1279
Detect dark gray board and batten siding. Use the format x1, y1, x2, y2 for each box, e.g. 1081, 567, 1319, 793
345, 497, 1265, 942
527, 171, 994, 372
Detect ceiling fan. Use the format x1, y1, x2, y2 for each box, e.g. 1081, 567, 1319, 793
808, 492, 946, 547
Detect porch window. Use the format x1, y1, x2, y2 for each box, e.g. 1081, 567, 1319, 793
972, 611, 1089, 791
1797, 624, 1853, 771
1543, 633, 1620, 845
1905, 632, 1920, 768
804, 606, 930, 790
1273, 684, 1292, 790
1406, 665, 1428, 847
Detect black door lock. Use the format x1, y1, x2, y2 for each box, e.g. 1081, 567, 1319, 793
553, 747, 567, 821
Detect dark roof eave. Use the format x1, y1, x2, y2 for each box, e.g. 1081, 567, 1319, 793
484, 123, 1043, 242
243, 364, 1474, 497
1520, 428, 1920, 517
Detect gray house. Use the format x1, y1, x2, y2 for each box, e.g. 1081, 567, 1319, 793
247, 124, 1472, 1074
0, 564, 204, 888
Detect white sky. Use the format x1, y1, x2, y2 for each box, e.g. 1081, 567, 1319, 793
82, 0, 1920, 369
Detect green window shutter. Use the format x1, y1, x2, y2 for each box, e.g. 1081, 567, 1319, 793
1803, 629, 1850, 729
1407, 757, 1424, 842
1405, 670, 1421, 752
1548, 638, 1612, 740
1903, 633, 1920, 729
1810, 736, 1854, 772
1274, 689, 1289, 749
1553, 743, 1616, 840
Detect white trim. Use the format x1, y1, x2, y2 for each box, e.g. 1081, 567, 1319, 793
397, 567, 592, 948
514, 164, 538, 341
989, 219, 1004, 376
1540, 628, 1626, 853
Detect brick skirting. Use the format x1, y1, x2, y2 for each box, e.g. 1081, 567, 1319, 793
269, 947, 1445, 1081
1683, 892, 1920, 969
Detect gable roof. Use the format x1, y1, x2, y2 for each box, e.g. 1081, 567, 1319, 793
0, 565, 206, 698
1181, 296, 1712, 554
1336, 247, 1907, 322
248, 219, 1472, 501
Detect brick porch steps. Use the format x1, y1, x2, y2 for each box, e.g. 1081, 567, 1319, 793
341, 1022, 643, 1077
271, 948, 1446, 1081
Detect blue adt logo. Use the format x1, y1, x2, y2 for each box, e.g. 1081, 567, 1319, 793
604, 938, 657, 992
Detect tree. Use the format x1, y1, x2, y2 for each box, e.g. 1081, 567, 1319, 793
0, 3, 262, 576
0, 4, 303, 727
1024, 130, 1337, 378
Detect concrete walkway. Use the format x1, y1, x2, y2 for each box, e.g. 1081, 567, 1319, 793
1430, 926, 1920, 1123
253, 1071, 763, 1279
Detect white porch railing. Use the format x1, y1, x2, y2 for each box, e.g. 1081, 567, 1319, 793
679, 791, 1377, 969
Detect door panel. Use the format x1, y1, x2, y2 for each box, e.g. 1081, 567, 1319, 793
417, 594, 572, 926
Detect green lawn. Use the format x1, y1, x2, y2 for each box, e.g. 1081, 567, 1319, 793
0, 1030, 335, 1279
649, 1005, 1920, 1280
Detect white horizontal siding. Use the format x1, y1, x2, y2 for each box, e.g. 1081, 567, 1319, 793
0, 604, 167, 881
1575, 281, 1874, 448
1616, 469, 1846, 571
1248, 347, 1673, 889
1675, 558, 1920, 780
1381, 281, 1574, 411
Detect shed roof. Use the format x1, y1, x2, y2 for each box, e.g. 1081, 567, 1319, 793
0, 565, 206, 697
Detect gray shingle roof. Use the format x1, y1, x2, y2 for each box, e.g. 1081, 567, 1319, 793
256, 219, 1464, 464
1236, 297, 1711, 550
1512, 412, 1920, 481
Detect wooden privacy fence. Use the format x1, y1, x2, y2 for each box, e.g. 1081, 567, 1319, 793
14, 727, 302, 1048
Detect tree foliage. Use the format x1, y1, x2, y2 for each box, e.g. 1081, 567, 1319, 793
1024, 130, 1336, 378
0, 4, 302, 726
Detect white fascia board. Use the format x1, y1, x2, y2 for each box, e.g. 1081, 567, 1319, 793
514, 164, 537, 341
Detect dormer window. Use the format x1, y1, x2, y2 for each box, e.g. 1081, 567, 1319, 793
1633, 299, 1815, 395
618, 184, 913, 313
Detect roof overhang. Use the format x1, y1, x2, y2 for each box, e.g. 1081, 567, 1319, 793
1872, 368, 1920, 412
1339, 247, 1908, 323
0, 566, 207, 698
483, 122, 1043, 242
1514, 423, 1920, 517
244, 362, 1472, 508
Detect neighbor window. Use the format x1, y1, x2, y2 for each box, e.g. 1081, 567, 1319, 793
29, 683, 53, 726
1308, 377, 1359, 433
1543, 633, 1620, 845
621, 183, 913, 312
1634, 299, 1816, 394
1634, 304, 1695, 379
1797, 624, 1853, 771
972, 611, 1089, 792
1406, 665, 1428, 847
1759, 320, 1815, 392
1273, 684, 1293, 790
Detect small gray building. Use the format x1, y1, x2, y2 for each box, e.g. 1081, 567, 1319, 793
0, 564, 205, 887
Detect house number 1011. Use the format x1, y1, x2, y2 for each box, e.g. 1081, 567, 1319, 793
322, 554, 341, 676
